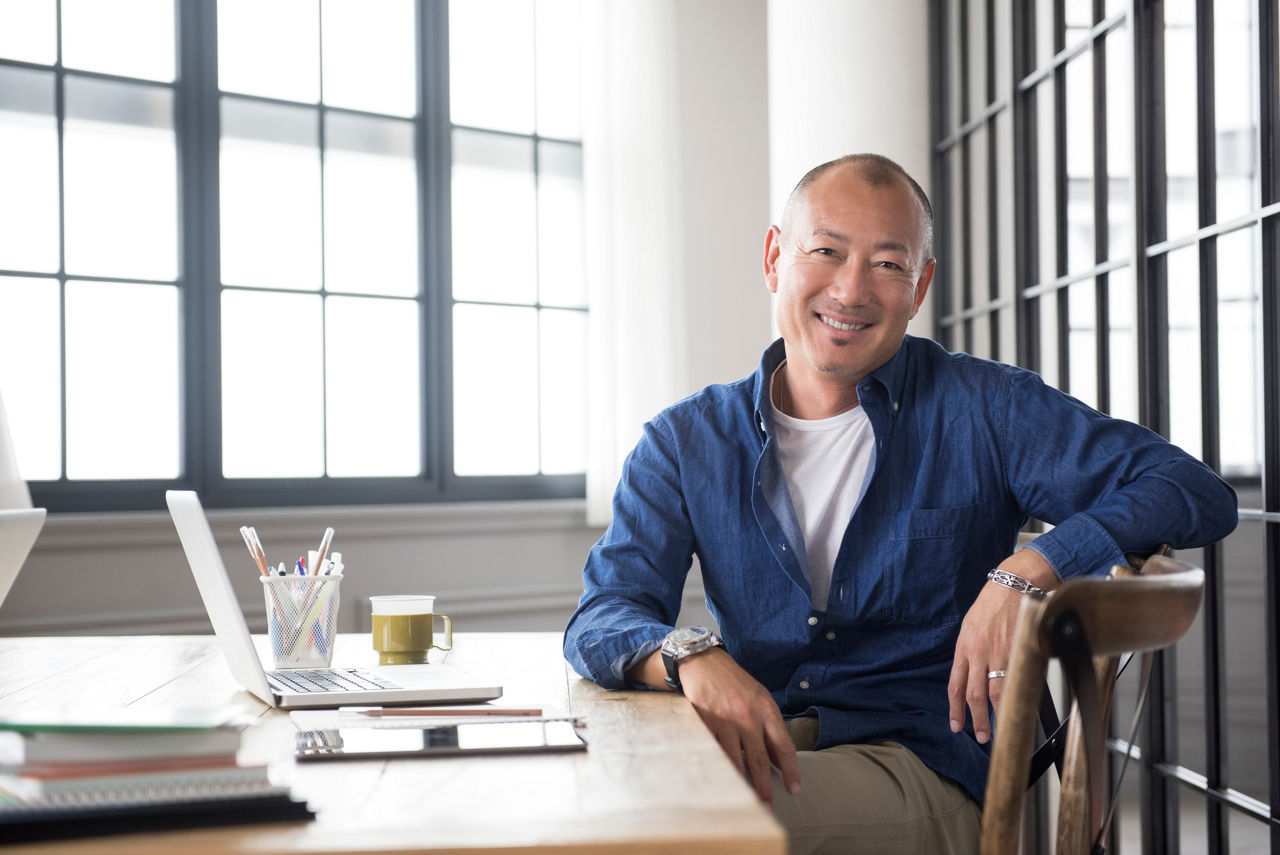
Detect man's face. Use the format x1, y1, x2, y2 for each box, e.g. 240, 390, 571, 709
764, 166, 934, 396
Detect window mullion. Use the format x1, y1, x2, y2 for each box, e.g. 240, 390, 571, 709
176, 0, 219, 496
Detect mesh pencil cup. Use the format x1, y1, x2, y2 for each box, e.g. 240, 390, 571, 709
261, 574, 343, 669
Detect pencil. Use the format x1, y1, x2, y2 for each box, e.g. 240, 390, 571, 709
350, 706, 544, 718
239, 526, 270, 576
313, 526, 335, 575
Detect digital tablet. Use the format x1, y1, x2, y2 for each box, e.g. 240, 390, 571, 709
294, 718, 587, 761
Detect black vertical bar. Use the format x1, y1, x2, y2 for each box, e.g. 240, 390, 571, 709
960, 0, 974, 355
53, 0, 68, 484
176, 0, 218, 494
928, 0, 952, 349
1014, 0, 1040, 373
1093, 0, 1110, 415
1011, 5, 1048, 845
986, 0, 1001, 360
1256, 0, 1280, 847
421, 0, 451, 492
1193, 1, 1229, 853
1135, 2, 1169, 437
1054, 0, 1070, 392
1133, 0, 1171, 846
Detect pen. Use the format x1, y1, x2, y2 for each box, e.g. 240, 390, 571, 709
296, 557, 306, 575
313, 527, 335, 576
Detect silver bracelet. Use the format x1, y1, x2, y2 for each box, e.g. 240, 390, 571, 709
987, 568, 1046, 597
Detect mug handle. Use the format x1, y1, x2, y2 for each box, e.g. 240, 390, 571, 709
432, 613, 453, 651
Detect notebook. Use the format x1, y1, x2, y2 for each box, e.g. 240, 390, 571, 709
165, 490, 503, 710
0, 509, 45, 610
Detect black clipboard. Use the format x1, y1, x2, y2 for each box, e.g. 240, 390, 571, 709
0, 793, 314, 844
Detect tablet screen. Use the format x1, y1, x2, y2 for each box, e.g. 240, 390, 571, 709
295, 719, 587, 761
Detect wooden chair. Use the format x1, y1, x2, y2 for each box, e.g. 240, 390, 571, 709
980, 553, 1205, 855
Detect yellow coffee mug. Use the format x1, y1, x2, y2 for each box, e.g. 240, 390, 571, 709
370, 595, 453, 665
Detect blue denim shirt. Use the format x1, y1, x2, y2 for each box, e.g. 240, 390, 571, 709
563, 336, 1238, 803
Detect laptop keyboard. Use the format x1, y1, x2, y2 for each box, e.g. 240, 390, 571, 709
269, 668, 402, 694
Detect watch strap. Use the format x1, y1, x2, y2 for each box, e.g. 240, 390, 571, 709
661, 628, 722, 692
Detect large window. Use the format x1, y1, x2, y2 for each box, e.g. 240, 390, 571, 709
933, 1, 1279, 852
0, 0, 586, 512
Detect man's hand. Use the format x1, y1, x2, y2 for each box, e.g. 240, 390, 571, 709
629, 647, 801, 805
948, 550, 1058, 744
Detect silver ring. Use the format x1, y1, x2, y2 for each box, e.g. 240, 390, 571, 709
987, 670, 1007, 679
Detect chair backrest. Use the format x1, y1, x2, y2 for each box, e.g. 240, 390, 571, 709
980, 554, 1205, 855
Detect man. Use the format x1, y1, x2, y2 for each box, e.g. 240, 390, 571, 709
563, 153, 1237, 853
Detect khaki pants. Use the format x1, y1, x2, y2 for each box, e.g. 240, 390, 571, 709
768, 717, 982, 855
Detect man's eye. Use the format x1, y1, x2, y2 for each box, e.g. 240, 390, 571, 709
875, 260, 903, 270
814, 247, 837, 257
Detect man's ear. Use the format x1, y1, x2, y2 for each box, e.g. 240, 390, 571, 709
909, 258, 936, 320
764, 225, 783, 294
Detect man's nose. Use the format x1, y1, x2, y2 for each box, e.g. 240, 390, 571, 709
828, 260, 872, 305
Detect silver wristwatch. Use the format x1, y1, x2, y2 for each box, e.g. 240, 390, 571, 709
661, 626, 723, 691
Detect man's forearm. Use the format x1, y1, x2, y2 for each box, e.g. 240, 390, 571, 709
626, 648, 675, 691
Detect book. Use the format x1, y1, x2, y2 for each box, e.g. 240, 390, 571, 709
0, 706, 249, 765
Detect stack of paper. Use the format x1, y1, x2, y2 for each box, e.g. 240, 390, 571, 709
0, 707, 313, 843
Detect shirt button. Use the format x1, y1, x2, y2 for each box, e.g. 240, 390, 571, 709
807, 616, 819, 626
825, 631, 836, 641
781, 544, 787, 551
893, 401, 900, 412
799, 680, 811, 690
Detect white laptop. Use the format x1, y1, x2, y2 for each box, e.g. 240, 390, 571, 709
166, 490, 503, 710
0, 508, 45, 609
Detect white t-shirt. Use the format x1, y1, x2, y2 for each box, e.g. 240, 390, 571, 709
769, 364, 875, 611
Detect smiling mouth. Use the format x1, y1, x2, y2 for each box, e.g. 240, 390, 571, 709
819, 314, 869, 332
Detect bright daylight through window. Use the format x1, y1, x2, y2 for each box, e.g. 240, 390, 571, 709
0, 0, 586, 511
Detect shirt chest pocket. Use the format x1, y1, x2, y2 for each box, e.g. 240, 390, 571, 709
883, 503, 985, 626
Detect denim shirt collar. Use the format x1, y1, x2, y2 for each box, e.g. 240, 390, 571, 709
751, 335, 913, 439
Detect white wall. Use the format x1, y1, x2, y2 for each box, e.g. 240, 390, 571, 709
672, 0, 774, 392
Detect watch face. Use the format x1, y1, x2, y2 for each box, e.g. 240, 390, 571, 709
667, 626, 709, 647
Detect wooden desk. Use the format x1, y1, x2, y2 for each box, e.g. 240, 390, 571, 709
0, 633, 785, 854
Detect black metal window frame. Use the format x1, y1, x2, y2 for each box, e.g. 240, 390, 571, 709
930, 0, 1280, 852
2, 0, 585, 513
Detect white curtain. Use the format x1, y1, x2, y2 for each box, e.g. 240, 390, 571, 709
581, 0, 689, 526
0, 388, 33, 509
